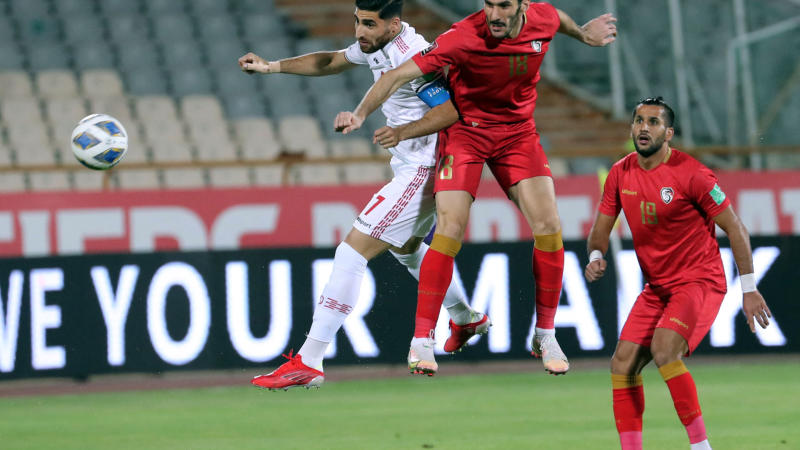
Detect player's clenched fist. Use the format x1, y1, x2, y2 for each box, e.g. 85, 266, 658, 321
584, 258, 607, 282
238, 52, 276, 74
334, 111, 363, 134
373, 126, 401, 149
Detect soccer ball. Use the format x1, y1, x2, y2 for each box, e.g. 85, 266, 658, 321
70, 113, 128, 170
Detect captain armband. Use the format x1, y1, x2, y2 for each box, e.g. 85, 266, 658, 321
416, 76, 450, 108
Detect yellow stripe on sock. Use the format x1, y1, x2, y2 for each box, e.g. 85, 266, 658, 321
534, 230, 563, 252
611, 374, 643, 389
430, 234, 462, 257
658, 360, 689, 381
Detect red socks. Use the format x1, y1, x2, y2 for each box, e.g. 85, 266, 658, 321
659, 360, 707, 444
612, 361, 708, 449
533, 232, 564, 329
413, 234, 460, 338
612, 374, 644, 450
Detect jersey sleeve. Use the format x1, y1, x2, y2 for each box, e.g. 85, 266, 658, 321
343, 42, 368, 65
411, 27, 464, 75
532, 2, 561, 38
689, 166, 731, 218
598, 164, 622, 217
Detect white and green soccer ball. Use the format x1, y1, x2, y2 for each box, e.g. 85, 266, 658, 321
70, 113, 128, 170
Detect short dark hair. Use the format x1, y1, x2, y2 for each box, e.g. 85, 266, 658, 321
632, 96, 675, 127
355, 0, 403, 19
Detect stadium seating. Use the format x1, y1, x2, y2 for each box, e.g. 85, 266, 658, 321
341, 161, 392, 185
2, 0, 794, 194
0, 71, 33, 98
252, 165, 285, 186
208, 167, 253, 188
71, 169, 109, 191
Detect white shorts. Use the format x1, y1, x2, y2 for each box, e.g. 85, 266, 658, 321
352, 156, 436, 247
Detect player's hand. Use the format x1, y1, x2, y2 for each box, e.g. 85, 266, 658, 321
238, 52, 273, 74
335, 111, 363, 134
742, 291, 771, 333
582, 13, 617, 46
584, 259, 607, 282
373, 126, 401, 149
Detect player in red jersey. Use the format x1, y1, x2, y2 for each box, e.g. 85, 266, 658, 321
334, 0, 617, 376
334, 0, 616, 375
585, 97, 772, 450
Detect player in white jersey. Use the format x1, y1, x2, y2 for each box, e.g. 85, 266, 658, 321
238, 0, 490, 390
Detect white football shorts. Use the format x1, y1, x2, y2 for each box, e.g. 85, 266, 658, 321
352, 155, 436, 248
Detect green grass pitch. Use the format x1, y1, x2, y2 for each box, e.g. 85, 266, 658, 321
0, 360, 797, 449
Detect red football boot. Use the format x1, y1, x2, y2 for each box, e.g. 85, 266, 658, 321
251, 351, 324, 391
443, 313, 491, 353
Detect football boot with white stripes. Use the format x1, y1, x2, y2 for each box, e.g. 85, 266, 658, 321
251, 351, 324, 391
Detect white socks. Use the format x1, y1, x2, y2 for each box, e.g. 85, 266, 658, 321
297, 337, 327, 371
301, 242, 367, 370
690, 440, 712, 450
535, 327, 555, 336
391, 242, 475, 325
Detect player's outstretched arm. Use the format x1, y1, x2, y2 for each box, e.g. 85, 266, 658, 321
585, 211, 617, 282
373, 100, 458, 149
713, 206, 772, 332
556, 9, 617, 47
238, 50, 354, 76
335, 59, 424, 134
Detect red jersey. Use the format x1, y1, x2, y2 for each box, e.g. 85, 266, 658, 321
599, 149, 731, 289
411, 3, 560, 125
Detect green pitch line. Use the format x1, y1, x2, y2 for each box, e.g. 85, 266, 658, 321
0, 361, 797, 450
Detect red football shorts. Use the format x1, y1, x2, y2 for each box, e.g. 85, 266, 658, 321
619, 282, 726, 355
434, 119, 552, 197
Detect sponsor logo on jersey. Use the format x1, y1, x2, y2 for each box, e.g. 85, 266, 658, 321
531, 40, 542, 52
709, 183, 726, 205
660, 187, 674, 204
356, 216, 373, 229
421, 41, 438, 56
622, 189, 637, 196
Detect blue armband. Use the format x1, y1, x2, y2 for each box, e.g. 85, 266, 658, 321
417, 78, 450, 108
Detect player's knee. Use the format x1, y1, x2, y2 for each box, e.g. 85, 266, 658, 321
435, 214, 467, 241
531, 215, 561, 236
610, 351, 637, 375
649, 344, 681, 368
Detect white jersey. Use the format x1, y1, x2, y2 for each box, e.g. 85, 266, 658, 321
344, 22, 438, 167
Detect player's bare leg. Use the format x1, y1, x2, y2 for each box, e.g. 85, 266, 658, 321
509, 176, 569, 374
409, 190, 473, 375
610, 340, 652, 450
651, 328, 712, 450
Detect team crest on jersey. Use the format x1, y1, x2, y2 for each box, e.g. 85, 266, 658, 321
531, 40, 542, 52
421, 41, 438, 56
660, 187, 674, 204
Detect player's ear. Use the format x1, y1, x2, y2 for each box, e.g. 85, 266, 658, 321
665, 126, 674, 142
389, 16, 401, 31
519, 0, 531, 12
